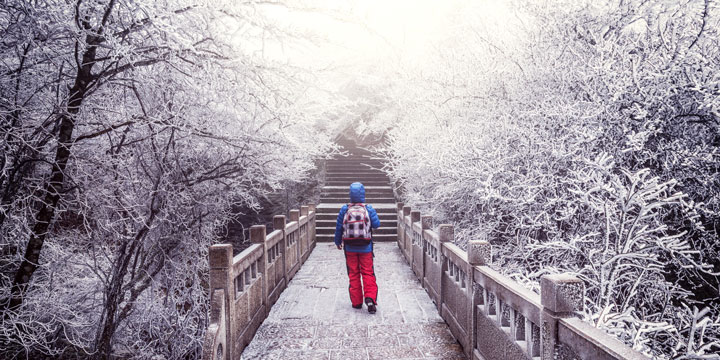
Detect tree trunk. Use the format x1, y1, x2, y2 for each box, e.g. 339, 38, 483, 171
5, 28, 100, 312
95, 201, 158, 358
95, 239, 135, 359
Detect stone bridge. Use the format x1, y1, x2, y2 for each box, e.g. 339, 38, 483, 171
202, 149, 647, 360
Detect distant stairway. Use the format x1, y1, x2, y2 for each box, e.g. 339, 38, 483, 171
315, 147, 398, 242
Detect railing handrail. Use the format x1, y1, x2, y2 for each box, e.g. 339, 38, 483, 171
202, 204, 317, 360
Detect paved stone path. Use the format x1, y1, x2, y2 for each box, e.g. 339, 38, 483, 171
241, 242, 466, 359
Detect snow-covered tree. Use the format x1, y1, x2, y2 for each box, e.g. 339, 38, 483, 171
0, 0, 334, 357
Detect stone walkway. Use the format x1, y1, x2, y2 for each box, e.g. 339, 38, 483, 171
241, 242, 466, 359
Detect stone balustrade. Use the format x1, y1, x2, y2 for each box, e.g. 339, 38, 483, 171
202, 204, 317, 360
395, 202, 647, 360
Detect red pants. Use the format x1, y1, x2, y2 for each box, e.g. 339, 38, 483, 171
344, 251, 377, 305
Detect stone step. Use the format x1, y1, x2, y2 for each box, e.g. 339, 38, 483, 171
320, 198, 396, 203
320, 193, 395, 195
325, 170, 387, 175
325, 172, 385, 177
327, 156, 383, 160
326, 182, 389, 187
326, 169, 387, 173
315, 213, 397, 221
328, 154, 377, 159
316, 219, 398, 228
326, 156, 384, 161
315, 210, 395, 217
321, 193, 395, 199
319, 197, 395, 202
320, 191, 394, 198
333, 150, 374, 155
325, 173, 391, 179
327, 165, 382, 169
324, 183, 391, 187
325, 162, 384, 171
326, 166, 385, 171
315, 209, 398, 216
326, 159, 385, 164
327, 159, 380, 163
319, 197, 396, 203
322, 185, 392, 192
320, 192, 394, 197
325, 175, 389, 179
316, 226, 397, 235
325, 180, 388, 188
322, 186, 393, 190
316, 234, 397, 242
325, 177, 390, 185
326, 166, 385, 170
316, 203, 397, 214
325, 173, 386, 177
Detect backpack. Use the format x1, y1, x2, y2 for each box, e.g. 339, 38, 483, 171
342, 203, 372, 246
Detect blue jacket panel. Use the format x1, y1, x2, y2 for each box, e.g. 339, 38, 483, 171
334, 182, 381, 253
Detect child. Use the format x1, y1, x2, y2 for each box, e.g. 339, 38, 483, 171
334, 182, 381, 313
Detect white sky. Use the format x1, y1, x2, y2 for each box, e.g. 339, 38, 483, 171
232, 0, 521, 80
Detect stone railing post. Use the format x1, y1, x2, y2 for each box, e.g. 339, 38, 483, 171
409, 210, 421, 277
410, 210, 420, 238
421, 215, 432, 231
540, 274, 584, 360
410, 210, 421, 223
273, 215, 287, 279
421, 215, 433, 255
308, 204, 316, 246
250, 225, 268, 316
410, 211, 421, 241
402, 206, 411, 216
402, 206, 412, 261
300, 205, 309, 260
468, 239, 491, 358
289, 209, 300, 222
419, 215, 432, 284
289, 209, 301, 262
438, 224, 454, 243
396, 202, 404, 249
208, 244, 234, 360
468, 239, 491, 266
438, 224, 454, 311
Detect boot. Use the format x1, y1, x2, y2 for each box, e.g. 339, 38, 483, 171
365, 297, 376, 314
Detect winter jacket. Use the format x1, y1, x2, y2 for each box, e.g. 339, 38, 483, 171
334, 182, 381, 253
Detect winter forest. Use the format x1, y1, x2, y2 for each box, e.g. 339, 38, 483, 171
0, 0, 718, 359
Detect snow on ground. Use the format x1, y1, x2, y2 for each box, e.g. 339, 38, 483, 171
241, 242, 465, 359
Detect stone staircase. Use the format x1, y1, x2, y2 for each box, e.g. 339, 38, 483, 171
316, 147, 398, 243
